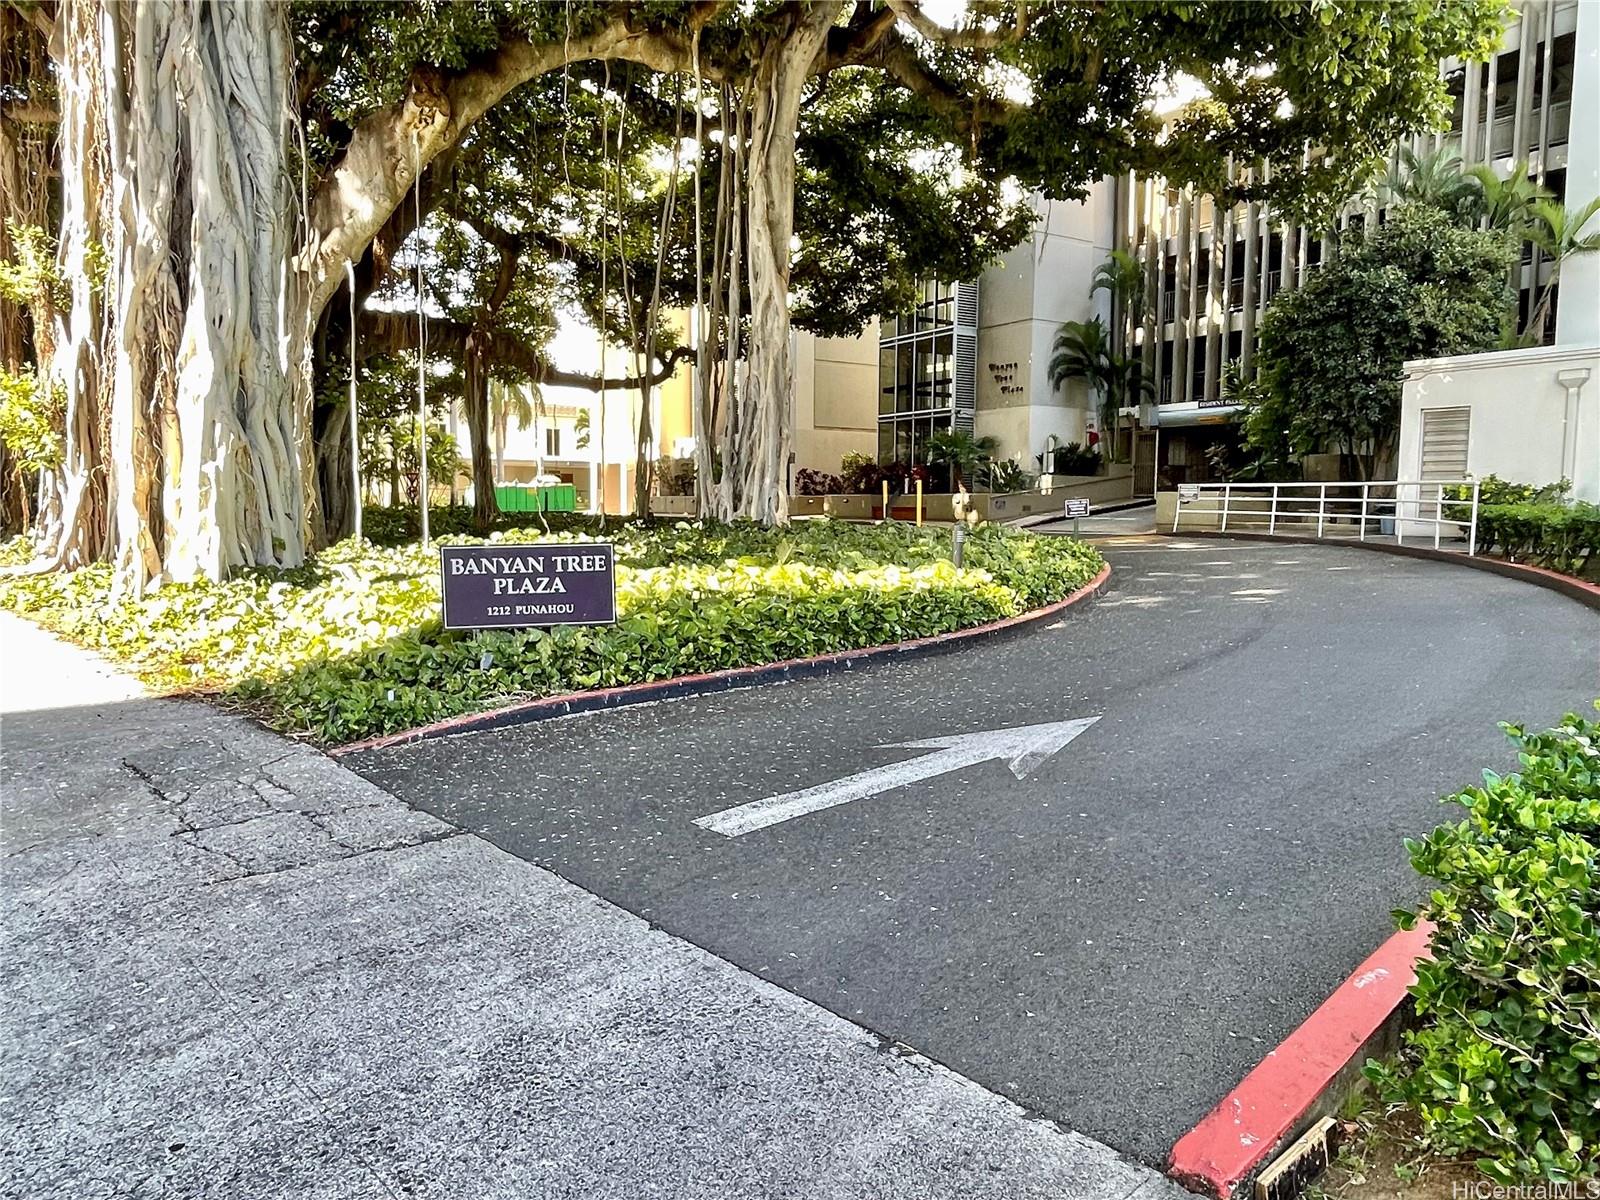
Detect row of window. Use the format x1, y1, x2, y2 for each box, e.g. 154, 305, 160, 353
878, 331, 956, 415
1151, 278, 1560, 405
1444, 33, 1576, 133
881, 279, 961, 341
877, 413, 954, 469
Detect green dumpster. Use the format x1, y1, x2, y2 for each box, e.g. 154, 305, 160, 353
492, 484, 578, 514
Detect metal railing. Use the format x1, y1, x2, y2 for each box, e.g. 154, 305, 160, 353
1172, 479, 1482, 554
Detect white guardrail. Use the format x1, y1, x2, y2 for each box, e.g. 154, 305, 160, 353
1173, 479, 1483, 555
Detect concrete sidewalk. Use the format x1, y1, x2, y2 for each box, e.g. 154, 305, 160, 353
0, 612, 1185, 1200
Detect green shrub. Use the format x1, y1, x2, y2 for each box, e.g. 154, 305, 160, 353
0, 519, 1102, 744
1369, 711, 1600, 1183
1049, 442, 1102, 476
1476, 501, 1600, 577
841, 452, 881, 494
359, 504, 597, 546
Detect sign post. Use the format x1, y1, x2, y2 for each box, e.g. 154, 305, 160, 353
440, 543, 617, 630
1063, 497, 1091, 535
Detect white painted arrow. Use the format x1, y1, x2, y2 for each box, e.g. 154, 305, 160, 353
693, 717, 1100, 838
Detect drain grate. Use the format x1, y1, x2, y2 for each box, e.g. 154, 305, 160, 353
1255, 1117, 1340, 1200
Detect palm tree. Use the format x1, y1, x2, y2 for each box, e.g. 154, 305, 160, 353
1048, 317, 1125, 459
923, 428, 998, 492
1386, 146, 1478, 219
1525, 195, 1600, 342
1091, 247, 1145, 314
1465, 162, 1547, 236
1048, 317, 1112, 394
487, 378, 536, 482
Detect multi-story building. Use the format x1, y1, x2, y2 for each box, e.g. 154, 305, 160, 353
869, 0, 1597, 492
484, 2, 1596, 511
1123, 0, 1595, 484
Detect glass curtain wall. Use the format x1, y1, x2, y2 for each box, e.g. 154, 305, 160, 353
878, 280, 957, 467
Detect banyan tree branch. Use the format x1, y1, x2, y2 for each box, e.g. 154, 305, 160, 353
355, 310, 693, 392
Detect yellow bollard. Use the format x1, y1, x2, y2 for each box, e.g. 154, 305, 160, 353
915, 479, 923, 526
881, 480, 890, 522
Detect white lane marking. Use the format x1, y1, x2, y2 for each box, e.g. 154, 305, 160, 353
693, 717, 1101, 838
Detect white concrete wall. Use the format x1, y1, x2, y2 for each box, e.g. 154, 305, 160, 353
974, 187, 1116, 466
1398, 344, 1600, 501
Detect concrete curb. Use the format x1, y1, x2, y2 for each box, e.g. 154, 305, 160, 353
1165, 530, 1600, 611
331, 563, 1112, 757
1168, 921, 1435, 1199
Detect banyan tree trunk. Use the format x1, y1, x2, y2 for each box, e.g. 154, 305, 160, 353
723, 5, 839, 524
43, 0, 311, 590
36, 0, 111, 572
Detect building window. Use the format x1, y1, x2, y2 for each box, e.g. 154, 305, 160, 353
877, 280, 977, 467
545, 426, 561, 458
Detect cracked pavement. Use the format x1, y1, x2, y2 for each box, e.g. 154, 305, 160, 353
0, 612, 1187, 1200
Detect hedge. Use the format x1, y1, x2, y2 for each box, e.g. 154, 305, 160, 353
1369, 711, 1600, 1183
1475, 502, 1600, 578
1444, 477, 1599, 578
0, 517, 1102, 744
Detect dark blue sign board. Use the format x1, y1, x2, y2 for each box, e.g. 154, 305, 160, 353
440, 543, 617, 630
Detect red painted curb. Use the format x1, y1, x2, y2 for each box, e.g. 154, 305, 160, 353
1168, 920, 1435, 1199
331, 562, 1111, 757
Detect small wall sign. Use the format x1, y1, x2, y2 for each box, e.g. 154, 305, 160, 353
1177, 484, 1201, 502
986, 360, 1025, 396
440, 543, 617, 630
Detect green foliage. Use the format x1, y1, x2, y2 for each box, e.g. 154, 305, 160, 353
795, 469, 844, 497
923, 429, 998, 490
1255, 205, 1516, 468
1091, 248, 1145, 315
1047, 443, 1102, 477
0, 222, 66, 311
1380, 151, 1599, 345
0, 368, 63, 474
1225, 362, 1299, 481
984, 460, 1035, 495
841, 452, 882, 495
1441, 478, 1596, 576
0, 519, 1102, 744
1384, 147, 1482, 222
1368, 712, 1600, 1184
970, 1, 1507, 222
1049, 257, 1152, 459
1452, 475, 1573, 508
1476, 502, 1600, 577
360, 412, 465, 505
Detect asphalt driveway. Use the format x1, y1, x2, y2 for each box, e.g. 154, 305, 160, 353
346, 537, 1598, 1165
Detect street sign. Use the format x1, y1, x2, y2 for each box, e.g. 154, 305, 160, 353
1063, 498, 1092, 519
693, 717, 1100, 837
440, 543, 617, 630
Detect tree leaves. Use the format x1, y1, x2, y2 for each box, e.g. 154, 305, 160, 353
1367, 711, 1600, 1184
1254, 204, 1516, 469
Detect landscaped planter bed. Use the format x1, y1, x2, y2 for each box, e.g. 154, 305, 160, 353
0, 515, 1102, 745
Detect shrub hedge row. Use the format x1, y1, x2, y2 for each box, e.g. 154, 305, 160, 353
0, 517, 1102, 744
1370, 711, 1600, 1183
1445, 477, 1599, 578
1475, 502, 1600, 578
